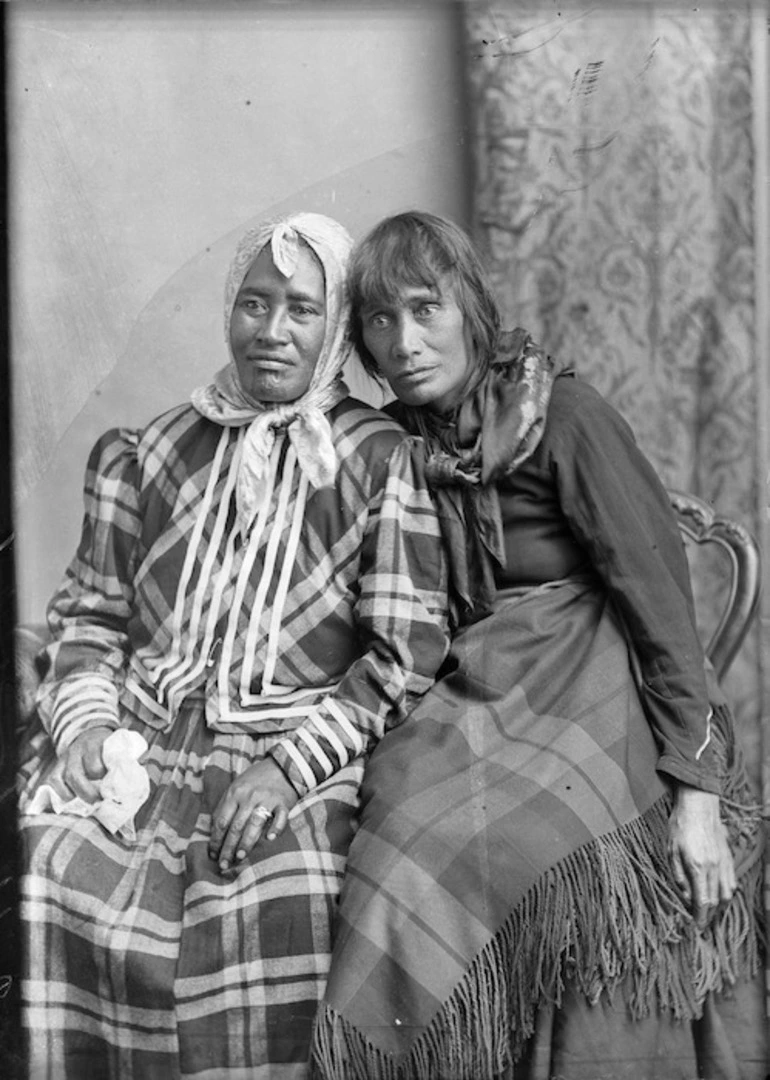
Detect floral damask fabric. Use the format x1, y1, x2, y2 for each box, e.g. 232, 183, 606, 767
463, 3, 765, 769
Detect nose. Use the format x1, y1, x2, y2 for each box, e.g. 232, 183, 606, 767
257, 306, 290, 344
393, 314, 422, 361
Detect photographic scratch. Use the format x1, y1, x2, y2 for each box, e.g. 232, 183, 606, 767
573, 132, 619, 154
569, 60, 605, 100
478, 26, 565, 60
637, 37, 660, 79
474, 6, 597, 59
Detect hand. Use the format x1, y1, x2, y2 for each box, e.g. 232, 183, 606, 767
208, 758, 299, 874
668, 784, 737, 930
50, 726, 114, 803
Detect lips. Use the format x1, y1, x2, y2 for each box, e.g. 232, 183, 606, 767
248, 354, 293, 366
397, 367, 433, 383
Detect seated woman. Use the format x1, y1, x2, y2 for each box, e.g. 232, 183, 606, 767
312, 212, 764, 1080
18, 211, 450, 1079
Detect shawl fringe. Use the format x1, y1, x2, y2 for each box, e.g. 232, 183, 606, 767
313, 749, 765, 1079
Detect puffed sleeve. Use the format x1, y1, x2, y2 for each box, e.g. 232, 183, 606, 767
547, 378, 721, 794
268, 438, 451, 797
36, 428, 141, 753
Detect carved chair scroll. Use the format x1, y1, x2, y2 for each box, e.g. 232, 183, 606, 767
667, 489, 762, 681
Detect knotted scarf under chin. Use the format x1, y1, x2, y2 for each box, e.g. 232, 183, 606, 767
191, 364, 346, 535
396, 329, 568, 625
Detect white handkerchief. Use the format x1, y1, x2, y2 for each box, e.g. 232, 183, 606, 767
26, 730, 151, 841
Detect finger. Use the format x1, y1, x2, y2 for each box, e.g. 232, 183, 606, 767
65, 761, 102, 803
218, 798, 261, 871
690, 867, 718, 929
83, 742, 107, 781
46, 760, 72, 801
669, 848, 690, 901
208, 797, 236, 861
717, 858, 737, 904
233, 806, 273, 862
266, 805, 288, 841
689, 885, 706, 928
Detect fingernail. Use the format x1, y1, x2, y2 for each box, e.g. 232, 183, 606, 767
220, 860, 229, 871
235, 850, 245, 861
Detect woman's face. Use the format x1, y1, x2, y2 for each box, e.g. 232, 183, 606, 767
229, 244, 326, 404
361, 279, 474, 414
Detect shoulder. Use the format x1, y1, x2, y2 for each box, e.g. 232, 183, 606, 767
86, 425, 140, 479
89, 404, 223, 484
328, 396, 409, 457
544, 374, 637, 451
138, 402, 212, 446
133, 403, 228, 471
328, 396, 429, 494
540, 375, 668, 497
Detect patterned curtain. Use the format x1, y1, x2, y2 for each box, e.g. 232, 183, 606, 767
462, 3, 767, 781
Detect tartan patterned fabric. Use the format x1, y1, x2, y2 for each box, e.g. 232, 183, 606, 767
313, 580, 764, 1080
22, 712, 363, 1079
19, 395, 450, 1078
36, 397, 449, 793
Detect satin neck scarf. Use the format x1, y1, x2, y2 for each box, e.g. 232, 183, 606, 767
397, 328, 569, 624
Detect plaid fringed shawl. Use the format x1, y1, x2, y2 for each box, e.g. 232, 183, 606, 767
313, 580, 764, 1080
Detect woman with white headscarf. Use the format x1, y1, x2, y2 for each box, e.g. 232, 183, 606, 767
18, 212, 450, 1078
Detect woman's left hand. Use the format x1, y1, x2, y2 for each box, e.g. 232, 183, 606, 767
209, 759, 300, 874
668, 784, 737, 929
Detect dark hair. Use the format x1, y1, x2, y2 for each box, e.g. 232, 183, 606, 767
347, 211, 501, 377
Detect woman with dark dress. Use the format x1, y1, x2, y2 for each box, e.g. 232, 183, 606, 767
312, 211, 764, 1080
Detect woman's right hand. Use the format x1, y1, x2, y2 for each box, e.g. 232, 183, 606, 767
51, 726, 114, 803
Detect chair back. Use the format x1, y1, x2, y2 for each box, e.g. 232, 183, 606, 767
668, 489, 761, 681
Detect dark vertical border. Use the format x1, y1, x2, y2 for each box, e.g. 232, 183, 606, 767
0, 3, 22, 1075
449, 0, 474, 230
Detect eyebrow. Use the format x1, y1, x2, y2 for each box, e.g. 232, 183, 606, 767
237, 285, 324, 305
362, 286, 442, 313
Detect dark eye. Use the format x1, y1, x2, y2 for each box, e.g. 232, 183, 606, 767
416, 303, 439, 319
367, 313, 391, 331
240, 297, 266, 313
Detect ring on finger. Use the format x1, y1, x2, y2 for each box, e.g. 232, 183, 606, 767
253, 805, 273, 822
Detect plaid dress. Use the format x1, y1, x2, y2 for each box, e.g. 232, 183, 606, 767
19, 396, 449, 1079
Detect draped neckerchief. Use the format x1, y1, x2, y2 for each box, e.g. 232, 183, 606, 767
191, 213, 355, 535
393, 328, 569, 625
191, 364, 347, 534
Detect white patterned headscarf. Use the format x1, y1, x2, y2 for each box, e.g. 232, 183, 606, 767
191, 212, 355, 533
